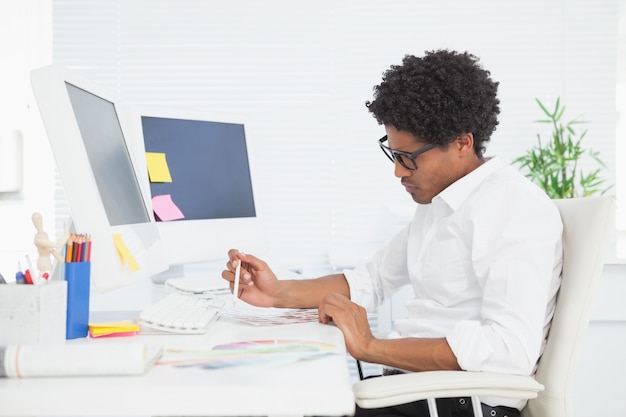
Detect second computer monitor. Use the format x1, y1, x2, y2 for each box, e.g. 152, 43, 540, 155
121, 105, 267, 280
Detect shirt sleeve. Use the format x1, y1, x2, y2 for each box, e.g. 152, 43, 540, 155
344, 224, 412, 312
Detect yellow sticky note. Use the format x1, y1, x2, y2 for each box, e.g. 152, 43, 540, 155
112, 233, 141, 272
146, 152, 173, 183
88, 321, 140, 337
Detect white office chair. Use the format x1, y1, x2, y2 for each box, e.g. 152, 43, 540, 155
353, 197, 615, 417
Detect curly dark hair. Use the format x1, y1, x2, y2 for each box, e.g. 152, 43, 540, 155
365, 49, 500, 157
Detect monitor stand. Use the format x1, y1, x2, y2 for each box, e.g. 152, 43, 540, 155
150, 264, 186, 286
150, 260, 227, 287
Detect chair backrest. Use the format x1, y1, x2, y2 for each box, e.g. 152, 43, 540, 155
523, 197, 614, 417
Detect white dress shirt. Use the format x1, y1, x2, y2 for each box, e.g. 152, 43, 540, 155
344, 156, 563, 409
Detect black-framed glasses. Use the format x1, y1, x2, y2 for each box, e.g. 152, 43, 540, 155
378, 135, 436, 171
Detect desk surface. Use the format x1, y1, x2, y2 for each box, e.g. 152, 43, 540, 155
0, 278, 355, 417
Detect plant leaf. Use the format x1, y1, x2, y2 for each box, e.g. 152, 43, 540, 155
512, 97, 612, 198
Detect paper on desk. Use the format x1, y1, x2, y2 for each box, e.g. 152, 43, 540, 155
158, 339, 338, 370
217, 301, 319, 326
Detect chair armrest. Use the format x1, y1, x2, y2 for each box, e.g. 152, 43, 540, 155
353, 370, 544, 409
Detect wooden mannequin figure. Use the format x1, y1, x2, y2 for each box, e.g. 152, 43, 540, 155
32, 212, 70, 278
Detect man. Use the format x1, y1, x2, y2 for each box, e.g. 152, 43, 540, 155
222, 49, 563, 417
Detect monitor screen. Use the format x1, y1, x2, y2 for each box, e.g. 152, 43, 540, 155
65, 83, 150, 226
140, 116, 256, 221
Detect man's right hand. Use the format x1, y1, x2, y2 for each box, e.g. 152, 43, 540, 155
222, 249, 280, 308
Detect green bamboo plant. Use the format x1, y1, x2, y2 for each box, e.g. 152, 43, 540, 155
513, 97, 612, 198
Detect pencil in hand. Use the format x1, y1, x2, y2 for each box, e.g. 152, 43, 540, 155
232, 259, 241, 307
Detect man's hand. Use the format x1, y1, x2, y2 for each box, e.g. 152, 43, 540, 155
318, 292, 374, 360
222, 250, 279, 308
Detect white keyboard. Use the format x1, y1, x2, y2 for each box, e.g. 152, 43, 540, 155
138, 292, 220, 334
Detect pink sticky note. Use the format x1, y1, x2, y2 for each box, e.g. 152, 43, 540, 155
152, 194, 185, 221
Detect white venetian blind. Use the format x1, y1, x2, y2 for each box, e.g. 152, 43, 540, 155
52, 0, 620, 269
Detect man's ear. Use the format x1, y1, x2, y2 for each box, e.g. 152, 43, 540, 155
455, 133, 475, 155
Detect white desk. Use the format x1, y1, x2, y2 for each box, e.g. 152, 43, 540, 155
0, 278, 356, 417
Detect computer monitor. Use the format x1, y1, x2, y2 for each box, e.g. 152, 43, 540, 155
30, 65, 169, 292
118, 105, 267, 284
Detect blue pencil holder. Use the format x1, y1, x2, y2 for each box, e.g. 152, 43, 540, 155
64, 261, 91, 339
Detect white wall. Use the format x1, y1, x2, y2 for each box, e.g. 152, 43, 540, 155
572, 264, 626, 417
0, 0, 54, 277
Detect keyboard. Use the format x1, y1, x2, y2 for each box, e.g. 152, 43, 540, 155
138, 292, 221, 334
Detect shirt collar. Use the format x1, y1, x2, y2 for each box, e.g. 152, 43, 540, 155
434, 156, 503, 211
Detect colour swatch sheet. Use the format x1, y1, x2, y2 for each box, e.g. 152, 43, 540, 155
157, 340, 338, 370
215, 300, 320, 326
